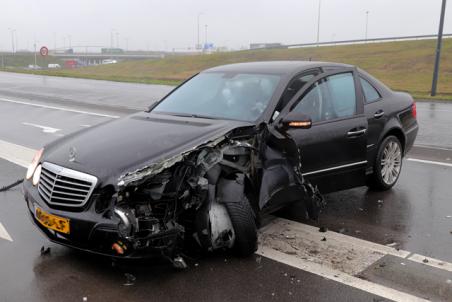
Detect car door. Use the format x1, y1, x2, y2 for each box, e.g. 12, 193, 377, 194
359, 75, 387, 169
276, 69, 368, 193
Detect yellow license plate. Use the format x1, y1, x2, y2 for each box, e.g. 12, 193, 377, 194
35, 207, 70, 234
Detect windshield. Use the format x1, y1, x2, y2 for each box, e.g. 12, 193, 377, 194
152, 72, 281, 122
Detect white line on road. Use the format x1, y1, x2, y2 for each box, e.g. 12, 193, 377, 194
258, 218, 446, 302
413, 144, 452, 151
0, 97, 120, 119
407, 157, 452, 168
258, 247, 428, 302
0, 140, 35, 168
0, 222, 13, 242
22, 122, 61, 134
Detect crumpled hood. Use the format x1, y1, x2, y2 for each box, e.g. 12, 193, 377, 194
42, 112, 252, 186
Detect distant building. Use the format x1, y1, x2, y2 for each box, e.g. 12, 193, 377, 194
249, 43, 285, 49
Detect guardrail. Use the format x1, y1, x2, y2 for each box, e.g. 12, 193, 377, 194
264, 33, 452, 49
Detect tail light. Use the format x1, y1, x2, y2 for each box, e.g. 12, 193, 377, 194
411, 102, 417, 119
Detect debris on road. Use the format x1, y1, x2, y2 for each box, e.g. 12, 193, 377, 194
40, 246, 51, 256
260, 220, 384, 275
173, 256, 188, 269
385, 242, 398, 248
319, 226, 328, 233
123, 273, 136, 286
423, 258, 429, 263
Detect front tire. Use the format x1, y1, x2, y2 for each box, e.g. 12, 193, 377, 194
224, 198, 257, 257
367, 135, 403, 191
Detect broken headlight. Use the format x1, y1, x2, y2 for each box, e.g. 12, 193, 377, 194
114, 207, 138, 238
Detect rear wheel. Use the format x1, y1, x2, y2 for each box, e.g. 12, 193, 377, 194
224, 198, 257, 257
367, 135, 403, 191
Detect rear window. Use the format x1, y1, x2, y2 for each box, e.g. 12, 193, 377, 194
360, 77, 381, 103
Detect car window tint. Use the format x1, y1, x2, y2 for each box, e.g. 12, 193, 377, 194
292, 80, 329, 122
292, 72, 356, 122
272, 71, 319, 120
360, 77, 381, 103
326, 73, 356, 118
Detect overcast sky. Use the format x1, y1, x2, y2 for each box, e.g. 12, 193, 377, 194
1, 0, 451, 51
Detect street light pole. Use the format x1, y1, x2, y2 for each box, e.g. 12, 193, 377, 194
8, 28, 15, 54
205, 24, 208, 46
34, 42, 37, 68
316, 0, 321, 46
197, 13, 204, 50
365, 11, 369, 42
110, 29, 116, 49
431, 0, 447, 96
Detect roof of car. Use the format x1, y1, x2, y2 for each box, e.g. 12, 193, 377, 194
203, 61, 354, 75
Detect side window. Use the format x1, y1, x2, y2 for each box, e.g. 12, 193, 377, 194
273, 70, 320, 120
360, 77, 381, 103
327, 73, 356, 118
292, 72, 356, 122
292, 81, 328, 122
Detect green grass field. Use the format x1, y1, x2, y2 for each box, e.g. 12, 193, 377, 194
3, 39, 452, 100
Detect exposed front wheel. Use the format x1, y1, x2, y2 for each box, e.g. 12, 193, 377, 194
224, 197, 257, 257
367, 135, 403, 191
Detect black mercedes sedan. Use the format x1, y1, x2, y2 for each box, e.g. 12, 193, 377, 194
23, 61, 418, 264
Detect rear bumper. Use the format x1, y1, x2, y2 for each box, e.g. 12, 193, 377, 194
404, 123, 419, 155
22, 180, 177, 259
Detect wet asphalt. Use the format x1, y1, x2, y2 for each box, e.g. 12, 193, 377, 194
1, 72, 452, 301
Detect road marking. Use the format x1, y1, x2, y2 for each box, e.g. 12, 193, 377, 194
0, 140, 35, 168
413, 144, 452, 151
408, 254, 452, 273
22, 122, 61, 134
0, 97, 120, 119
258, 247, 428, 302
407, 157, 452, 168
258, 218, 451, 302
0, 222, 13, 242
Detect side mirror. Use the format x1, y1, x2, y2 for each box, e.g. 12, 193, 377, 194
280, 111, 312, 130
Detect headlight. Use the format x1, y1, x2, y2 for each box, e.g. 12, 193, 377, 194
26, 148, 44, 180
32, 165, 42, 186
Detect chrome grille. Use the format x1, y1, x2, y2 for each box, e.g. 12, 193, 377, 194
38, 162, 98, 208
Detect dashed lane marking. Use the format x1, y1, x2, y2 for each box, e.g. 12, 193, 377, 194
407, 157, 452, 168
0, 97, 120, 119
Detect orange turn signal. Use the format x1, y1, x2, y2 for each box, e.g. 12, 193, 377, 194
288, 121, 311, 128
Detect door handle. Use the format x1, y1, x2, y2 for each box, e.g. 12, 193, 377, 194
347, 128, 367, 137
374, 110, 385, 119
